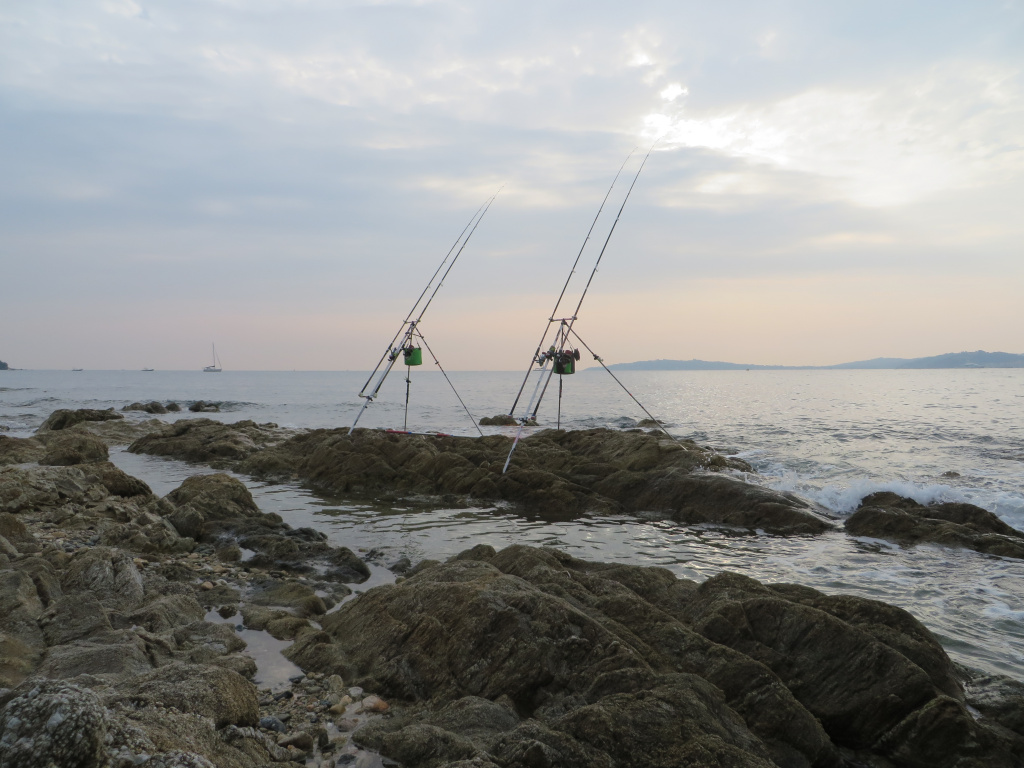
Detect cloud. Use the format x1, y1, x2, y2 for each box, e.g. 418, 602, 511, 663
646, 62, 1024, 206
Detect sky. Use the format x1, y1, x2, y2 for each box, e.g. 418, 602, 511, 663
1, 0, 1022, 370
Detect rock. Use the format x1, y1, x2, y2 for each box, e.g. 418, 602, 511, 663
38, 630, 157, 680
360, 694, 389, 713
216, 543, 242, 562
165, 473, 263, 523
120, 663, 259, 728
0, 680, 109, 768
38, 408, 123, 432
123, 401, 169, 414
846, 492, 1024, 559
0, 534, 17, 557
132, 423, 832, 535
0, 569, 46, 650
0, 435, 45, 465
130, 419, 285, 464
92, 463, 153, 498
39, 594, 113, 646
60, 546, 145, 611
0, 513, 28, 543
128, 593, 205, 633
248, 578, 327, 617
290, 544, 1022, 768
479, 414, 518, 426
260, 716, 288, 733
39, 431, 109, 466
0, 634, 39, 688
279, 730, 315, 751
189, 401, 221, 413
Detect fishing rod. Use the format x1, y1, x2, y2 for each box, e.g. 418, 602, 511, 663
349, 193, 498, 434
507, 150, 636, 418
501, 145, 658, 473
529, 142, 656, 420
357, 198, 490, 398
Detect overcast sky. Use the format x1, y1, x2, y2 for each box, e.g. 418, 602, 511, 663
2, 0, 1022, 370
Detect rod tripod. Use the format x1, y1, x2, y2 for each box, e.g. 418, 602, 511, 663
501, 323, 680, 473
348, 194, 497, 436
350, 321, 483, 437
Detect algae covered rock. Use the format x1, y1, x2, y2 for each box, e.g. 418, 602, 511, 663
37, 408, 123, 432
39, 431, 109, 466
846, 491, 1024, 559
0, 435, 45, 465
290, 543, 1022, 768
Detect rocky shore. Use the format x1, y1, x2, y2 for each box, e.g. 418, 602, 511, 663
128, 419, 835, 535
3, 409, 1024, 767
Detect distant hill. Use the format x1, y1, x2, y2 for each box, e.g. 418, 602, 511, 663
0, 360, 8, 371
602, 351, 1024, 371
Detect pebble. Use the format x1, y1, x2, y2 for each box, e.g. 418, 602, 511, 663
347, 687, 363, 700
200, 581, 214, 590
259, 716, 288, 733
279, 731, 315, 751
359, 695, 389, 713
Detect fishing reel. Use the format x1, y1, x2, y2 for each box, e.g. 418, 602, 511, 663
538, 345, 581, 375
389, 344, 423, 366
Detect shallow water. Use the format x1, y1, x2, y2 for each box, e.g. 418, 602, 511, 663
115, 447, 1024, 681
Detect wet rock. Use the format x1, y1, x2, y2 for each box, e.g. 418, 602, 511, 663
39, 431, 110, 466
124, 401, 169, 414
0, 434, 45, 465
38, 407, 124, 432
92, 462, 153, 498
165, 473, 263, 524
248, 578, 327, 617
479, 414, 517, 426
189, 401, 221, 413
846, 491, 1024, 559
216, 543, 242, 562
138, 424, 832, 535
130, 418, 284, 464
120, 662, 259, 728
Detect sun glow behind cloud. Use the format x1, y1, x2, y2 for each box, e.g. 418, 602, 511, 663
645, 63, 1024, 207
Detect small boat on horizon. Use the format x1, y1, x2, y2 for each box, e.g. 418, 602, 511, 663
142, 367, 154, 372
203, 344, 222, 373
72, 368, 83, 372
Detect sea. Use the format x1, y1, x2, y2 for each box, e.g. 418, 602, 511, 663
3, 367, 1024, 681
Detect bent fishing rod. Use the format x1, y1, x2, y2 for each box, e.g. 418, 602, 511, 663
349, 193, 498, 434
510, 144, 655, 426
506, 150, 636, 420
501, 145, 660, 474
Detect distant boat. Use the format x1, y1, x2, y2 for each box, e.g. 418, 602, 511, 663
142, 367, 154, 372
72, 368, 83, 372
203, 344, 222, 373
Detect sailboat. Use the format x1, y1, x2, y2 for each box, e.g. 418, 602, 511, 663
203, 344, 222, 373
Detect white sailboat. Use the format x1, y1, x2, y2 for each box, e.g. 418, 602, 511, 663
203, 344, 222, 373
